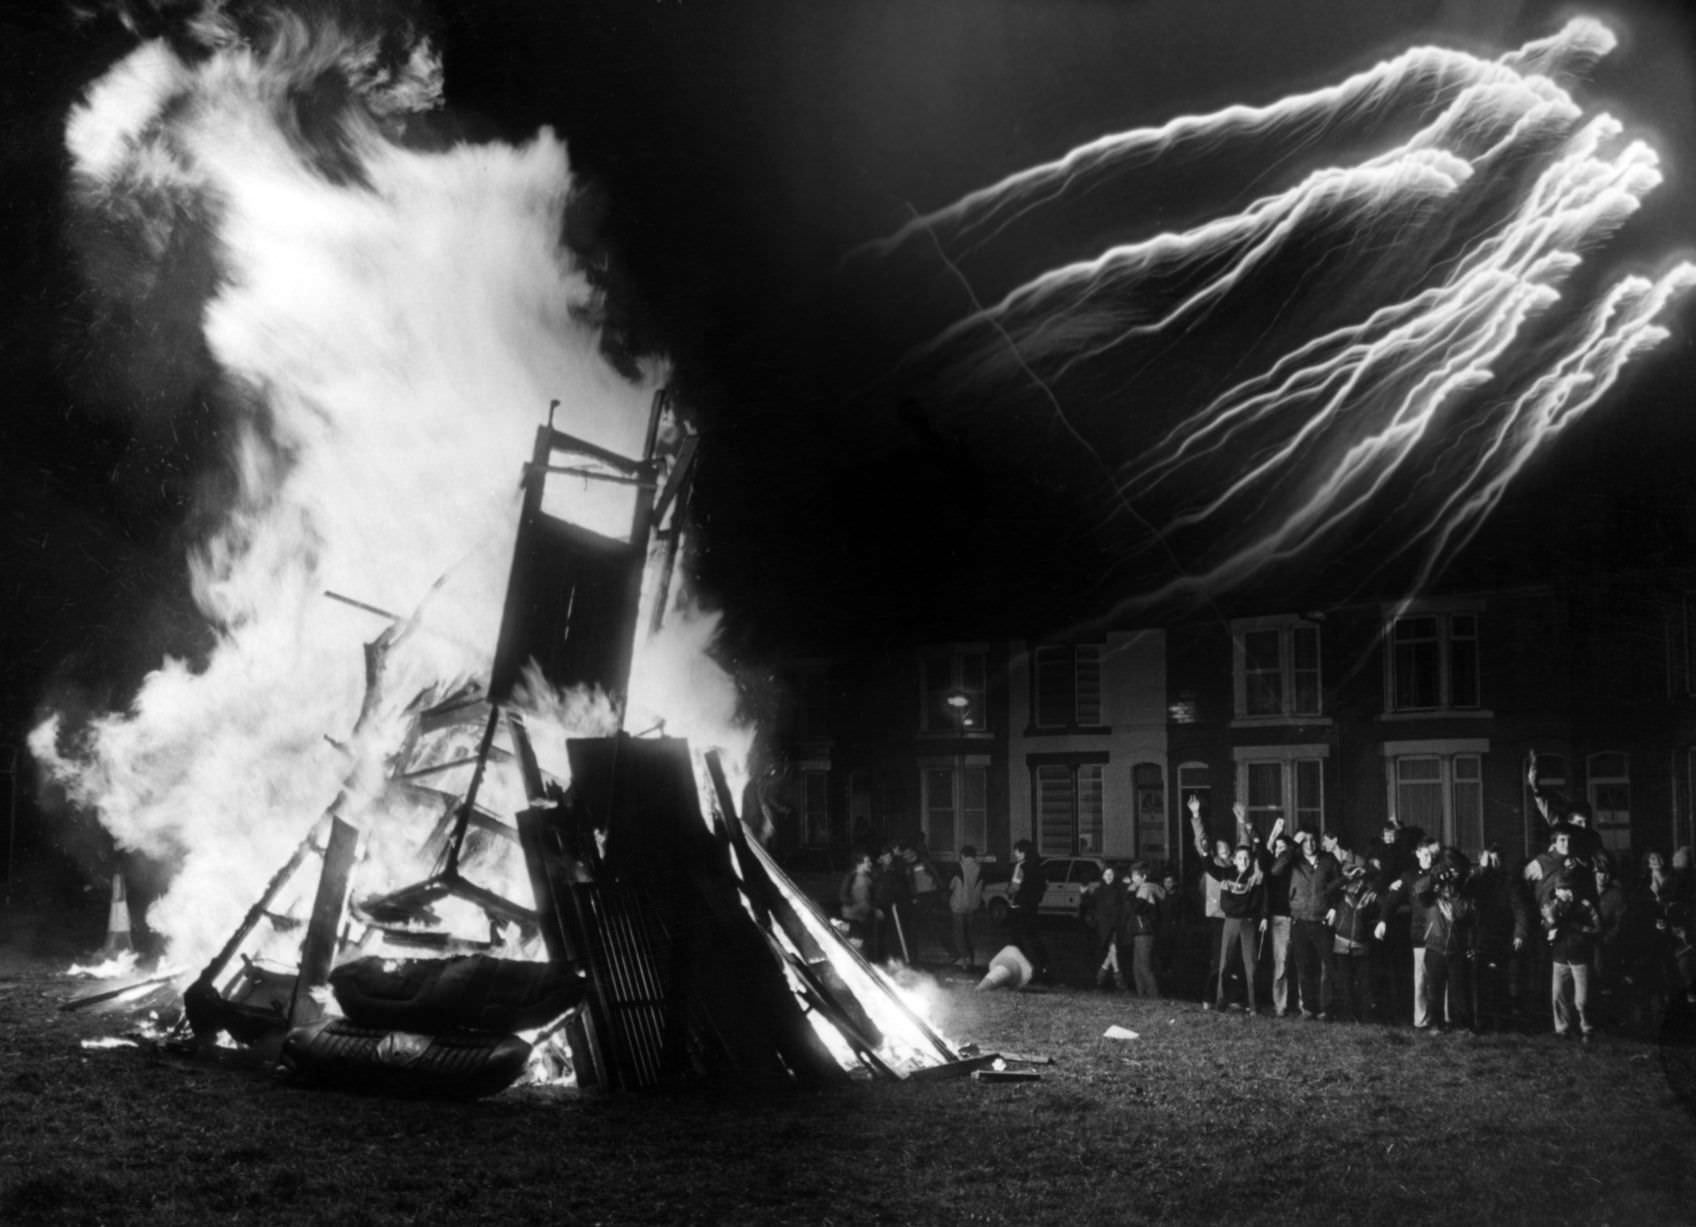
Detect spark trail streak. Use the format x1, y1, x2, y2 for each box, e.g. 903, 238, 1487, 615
864, 17, 1695, 613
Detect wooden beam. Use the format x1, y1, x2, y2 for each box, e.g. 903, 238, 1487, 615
288, 817, 360, 1027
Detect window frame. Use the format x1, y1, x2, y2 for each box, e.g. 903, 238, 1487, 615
1382, 738, 1489, 851
1383, 600, 1485, 716
799, 767, 830, 847
920, 757, 990, 857
1231, 744, 1329, 837
1029, 754, 1108, 858
1586, 751, 1631, 853
1030, 642, 1106, 731
1230, 616, 1325, 725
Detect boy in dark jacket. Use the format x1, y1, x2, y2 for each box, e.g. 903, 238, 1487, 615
1376, 837, 1440, 1029
1092, 865, 1128, 990
1009, 840, 1051, 983
1125, 862, 1164, 998
1330, 862, 1378, 1022
1196, 832, 1265, 1014
1261, 822, 1296, 1016
1543, 869, 1602, 1042
1288, 829, 1345, 1020
1419, 862, 1476, 1032
1469, 847, 1530, 1032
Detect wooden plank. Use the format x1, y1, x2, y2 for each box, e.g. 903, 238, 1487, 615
288, 817, 360, 1027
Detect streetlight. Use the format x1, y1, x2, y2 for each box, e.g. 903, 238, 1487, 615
942, 692, 972, 858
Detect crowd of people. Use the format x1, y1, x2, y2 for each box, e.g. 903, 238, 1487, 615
1176, 763, 1696, 1040
832, 757, 1696, 1042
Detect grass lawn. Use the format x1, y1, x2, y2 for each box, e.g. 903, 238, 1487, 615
4, 921, 1695, 1227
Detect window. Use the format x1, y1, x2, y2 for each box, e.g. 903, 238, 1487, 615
799, 769, 829, 846
922, 762, 988, 856
1032, 643, 1104, 728
1238, 753, 1325, 836
1033, 760, 1104, 857
1232, 618, 1322, 720
780, 663, 830, 741
1385, 741, 1486, 850
1587, 752, 1631, 853
1132, 762, 1167, 862
1387, 607, 1481, 712
921, 648, 988, 733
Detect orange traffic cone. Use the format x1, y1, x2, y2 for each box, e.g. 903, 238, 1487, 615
102, 872, 133, 955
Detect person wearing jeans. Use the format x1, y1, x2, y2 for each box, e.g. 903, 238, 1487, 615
1377, 838, 1440, 1029
1260, 821, 1295, 1015
1195, 810, 1266, 1013
1543, 870, 1601, 1042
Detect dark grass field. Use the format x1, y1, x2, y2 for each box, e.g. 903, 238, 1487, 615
4, 888, 1696, 1227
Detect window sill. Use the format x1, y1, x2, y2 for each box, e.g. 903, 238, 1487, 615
1021, 725, 1112, 738
1378, 709, 1494, 721
1229, 715, 1332, 729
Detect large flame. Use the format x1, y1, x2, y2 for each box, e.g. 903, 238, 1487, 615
33, 11, 748, 968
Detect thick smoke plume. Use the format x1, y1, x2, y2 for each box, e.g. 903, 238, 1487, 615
32, 4, 746, 966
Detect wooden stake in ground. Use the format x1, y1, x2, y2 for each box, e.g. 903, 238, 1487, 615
890, 904, 911, 964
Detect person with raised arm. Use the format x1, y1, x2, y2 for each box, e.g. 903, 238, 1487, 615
1260, 818, 1296, 1016
1188, 794, 1233, 1006
1287, 827, 1344, 1020
1193, 801, 1266, 1014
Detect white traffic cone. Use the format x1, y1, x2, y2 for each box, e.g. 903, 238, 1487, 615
102, 872, 133, 955
976, 945, 1033, 992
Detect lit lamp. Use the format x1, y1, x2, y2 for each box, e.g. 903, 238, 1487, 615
944, 690, 973, 733
942, 691, 970, 858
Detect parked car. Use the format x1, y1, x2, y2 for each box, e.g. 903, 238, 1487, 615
981, 856, 1106, 925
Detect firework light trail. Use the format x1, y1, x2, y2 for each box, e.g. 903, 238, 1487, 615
29, 7, 749, 967
860, 17, 1696, 613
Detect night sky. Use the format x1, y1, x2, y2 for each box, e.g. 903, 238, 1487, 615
5, 0, 1696, 793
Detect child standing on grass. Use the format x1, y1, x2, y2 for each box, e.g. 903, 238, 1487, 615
1543, 869, 1601, 1043
1194, 808, 1265, 1014
1125, 862, 1164, 998
1092, 864, 1128, 990
948, 845, 985, 971
1330, 860, 1378, 1022
1419, 861, 1476, 1032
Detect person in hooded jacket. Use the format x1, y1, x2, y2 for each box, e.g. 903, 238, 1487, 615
1419, 858, 1477, 1032
1469, 846, 1530, 1032
948, 845, 985, 972
1092, 864, 1129, 990
1195, 810, 1266, 1014
1543, 868, 1602, 1042
1330, 860, 1379, 1022
1260, 820, 1297, 1016
1124, 861, 1165, 998
1377, 836, 1441, 1029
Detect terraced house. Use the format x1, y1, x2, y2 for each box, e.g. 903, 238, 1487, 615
760, 568, 1696, 876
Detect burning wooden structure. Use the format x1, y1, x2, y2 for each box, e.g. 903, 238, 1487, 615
171, 396, 964, 1094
